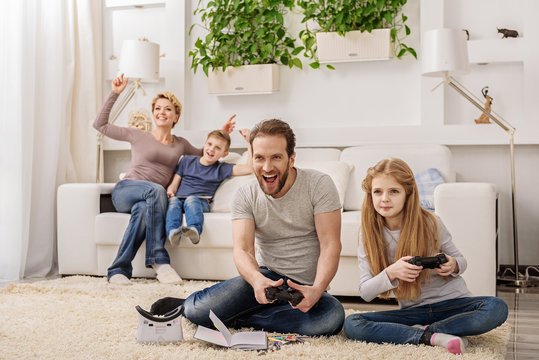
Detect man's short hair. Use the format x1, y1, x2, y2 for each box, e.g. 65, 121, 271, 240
249, 119, 296, 157
207, 130, 231, 151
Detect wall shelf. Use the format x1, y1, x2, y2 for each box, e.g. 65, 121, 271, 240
105, 0, 165, 9
467, 38, 525, 64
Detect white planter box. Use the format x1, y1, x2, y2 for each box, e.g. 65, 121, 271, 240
315, 29, 393, 63
208, 64, 279, 95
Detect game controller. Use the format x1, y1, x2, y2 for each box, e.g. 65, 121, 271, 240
265, 285, 304, 306
408, 253, 448, 269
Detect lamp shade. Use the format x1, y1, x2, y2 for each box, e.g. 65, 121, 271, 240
119, 39, 160, 82
421, 28, 469, 77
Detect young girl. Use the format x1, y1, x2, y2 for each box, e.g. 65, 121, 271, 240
343, 158, 507, 355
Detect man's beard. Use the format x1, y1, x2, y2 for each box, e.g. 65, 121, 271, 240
257, 162, 290, 197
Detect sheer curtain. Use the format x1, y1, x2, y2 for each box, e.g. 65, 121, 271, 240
0, 0, 102, 281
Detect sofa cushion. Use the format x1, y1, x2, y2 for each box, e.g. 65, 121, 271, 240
211, 175, 255, 213
341, 211, 361, 256
94, 212, 234, 248
295, 160, 353, 207
341, 145, 455, 211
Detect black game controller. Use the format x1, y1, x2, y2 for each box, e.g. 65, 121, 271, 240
408, 253, 448, 269
265, 285, 304, 306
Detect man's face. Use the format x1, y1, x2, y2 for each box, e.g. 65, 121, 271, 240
252, 135, 295, 198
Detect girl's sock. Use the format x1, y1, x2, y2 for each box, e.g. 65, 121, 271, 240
430, 332, 466, 354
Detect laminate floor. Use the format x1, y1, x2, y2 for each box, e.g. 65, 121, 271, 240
498, 285, 539, 360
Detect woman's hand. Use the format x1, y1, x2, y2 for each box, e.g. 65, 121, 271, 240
386, 256, 422, 283
435, 254, 459, 277
221, 114, 237, 134
112, 74, 128, 94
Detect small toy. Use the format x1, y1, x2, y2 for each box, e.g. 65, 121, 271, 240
497, 28, 519, 39
475, 86, 493, 124
408, 254, 448, 269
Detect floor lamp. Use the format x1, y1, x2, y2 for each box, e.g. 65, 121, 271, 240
421, 28, 535, 288
96, 39, 160, 182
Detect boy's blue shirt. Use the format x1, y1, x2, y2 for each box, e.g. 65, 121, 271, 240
174, 155, 234, 198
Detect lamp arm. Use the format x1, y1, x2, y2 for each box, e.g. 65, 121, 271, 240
442, 74, 520, 281
444, 75, 515, 135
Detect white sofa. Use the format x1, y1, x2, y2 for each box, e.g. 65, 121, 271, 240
57, 144, 498, 296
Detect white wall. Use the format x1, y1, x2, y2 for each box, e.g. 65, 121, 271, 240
103, 0, 539, 266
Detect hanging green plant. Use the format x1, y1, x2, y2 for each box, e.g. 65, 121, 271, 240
189, 0, 305, 76
297, 0, 417, 69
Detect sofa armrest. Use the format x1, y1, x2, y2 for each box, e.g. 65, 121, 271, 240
57, 183, 116, 275
434, 182, 498, 296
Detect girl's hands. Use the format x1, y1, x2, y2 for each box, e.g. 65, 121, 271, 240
386, 256, 422, 283
435, 254, 459, 276
112, 74, 128, 94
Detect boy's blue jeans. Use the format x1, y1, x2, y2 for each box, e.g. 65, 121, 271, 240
183, 267, 345, 336
165, 196, 211, 235
107, 179, 170, 279
344, 296, 508, 344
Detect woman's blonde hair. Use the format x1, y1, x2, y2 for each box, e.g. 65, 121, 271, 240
152, 91, 182, 128
361, 158, 440, 300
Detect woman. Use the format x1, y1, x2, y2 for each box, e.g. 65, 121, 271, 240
94, 74, 235, 285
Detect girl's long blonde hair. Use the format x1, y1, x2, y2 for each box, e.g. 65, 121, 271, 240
361, 158, 440, 300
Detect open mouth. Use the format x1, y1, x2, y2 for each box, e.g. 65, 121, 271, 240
263, 174, 278, 184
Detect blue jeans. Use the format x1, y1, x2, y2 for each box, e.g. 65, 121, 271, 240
344, 296, 508, 344
165, 196, 211, 235
107, 179, 170, 279
183, 267, 345, 336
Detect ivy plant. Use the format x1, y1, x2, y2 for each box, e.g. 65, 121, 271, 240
189, 0, 305, 76
296, 0, 417, 69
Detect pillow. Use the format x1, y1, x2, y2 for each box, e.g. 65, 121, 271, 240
221, 152, 242, 164
295, 160, 354, 207
211, 175, 255, 212
414, 168, 445, 212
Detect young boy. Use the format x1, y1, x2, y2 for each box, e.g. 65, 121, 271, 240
165, 128, 252, 246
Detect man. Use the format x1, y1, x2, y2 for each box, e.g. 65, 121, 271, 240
183, 119, 344, 336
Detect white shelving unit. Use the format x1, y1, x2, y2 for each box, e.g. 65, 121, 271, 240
420, 0, 539, 145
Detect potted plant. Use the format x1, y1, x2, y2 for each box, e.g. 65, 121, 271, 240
189, 0, 305, 94
296, 0, 417, 69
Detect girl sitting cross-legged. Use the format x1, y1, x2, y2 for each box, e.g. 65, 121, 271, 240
343, 158, 508, 355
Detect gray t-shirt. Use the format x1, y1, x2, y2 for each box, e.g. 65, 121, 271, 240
357, 216, 472, 308
232, 168, 341, 285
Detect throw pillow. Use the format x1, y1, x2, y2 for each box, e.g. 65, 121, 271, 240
414, 168, 445, 212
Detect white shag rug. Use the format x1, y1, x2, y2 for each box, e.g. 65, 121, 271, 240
0, 276, 510, 360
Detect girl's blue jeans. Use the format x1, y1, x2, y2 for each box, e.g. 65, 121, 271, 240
107, 179, 170, 279
183, 267, 345, 336
165, 195, 211, 235
344, 296, 508, 344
